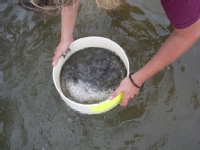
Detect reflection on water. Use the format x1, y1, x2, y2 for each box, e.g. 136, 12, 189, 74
1, 0, 200, 149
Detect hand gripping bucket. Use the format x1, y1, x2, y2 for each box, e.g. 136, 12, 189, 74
53, 36, 129, 114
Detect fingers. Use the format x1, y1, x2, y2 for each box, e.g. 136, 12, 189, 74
52, 56, 58, 66
52, 45, 68, 66
108, 77, 139, 107
120, 99, 128, 106
120, 96, 134, 107
109, 87, 134, 107
52, 50, 63, 66
52, 40, 72, 66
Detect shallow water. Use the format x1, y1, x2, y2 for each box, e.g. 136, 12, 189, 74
1, 0, 200, 149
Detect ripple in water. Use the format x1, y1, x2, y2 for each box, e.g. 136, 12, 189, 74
60, 47, 127, 104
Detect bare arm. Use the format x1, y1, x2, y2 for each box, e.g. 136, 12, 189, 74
133, 19, 200, 84
110, 18, 200, 106
52, 0, 79, 66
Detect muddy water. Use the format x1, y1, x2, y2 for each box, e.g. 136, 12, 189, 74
1, 0, 200, 149
60, 47, 127, 104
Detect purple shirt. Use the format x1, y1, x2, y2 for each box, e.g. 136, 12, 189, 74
161, 0, 200, 29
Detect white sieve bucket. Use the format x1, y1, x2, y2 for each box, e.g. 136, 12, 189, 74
53, 36, 129, 114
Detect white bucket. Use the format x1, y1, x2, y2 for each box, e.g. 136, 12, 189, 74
53, 36, 129, 114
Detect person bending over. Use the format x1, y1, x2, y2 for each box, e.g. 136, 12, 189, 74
20, 0, 200, 106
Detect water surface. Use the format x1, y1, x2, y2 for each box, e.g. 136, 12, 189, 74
1, 0, 200, 149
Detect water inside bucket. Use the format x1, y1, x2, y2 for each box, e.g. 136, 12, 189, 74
60, 47, 127, 104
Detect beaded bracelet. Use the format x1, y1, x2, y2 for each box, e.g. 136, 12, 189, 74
129, 73, 142, 88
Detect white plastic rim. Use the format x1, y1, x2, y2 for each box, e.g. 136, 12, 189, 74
53, 36, 129, 114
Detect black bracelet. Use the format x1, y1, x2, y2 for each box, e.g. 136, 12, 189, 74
129, 73, 142, 88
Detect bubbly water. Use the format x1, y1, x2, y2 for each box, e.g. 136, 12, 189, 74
60, 47, 127, 104
62, 79, 113, 103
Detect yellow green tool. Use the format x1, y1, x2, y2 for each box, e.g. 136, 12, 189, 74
91, 93, 123, 113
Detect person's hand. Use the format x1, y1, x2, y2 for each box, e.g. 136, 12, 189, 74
109, 75, 142, 106
52, 38, 73, 66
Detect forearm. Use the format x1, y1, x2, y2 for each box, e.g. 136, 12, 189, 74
60, 0, 79, 42
133, 20, 200, 85
52, 0, 79, 66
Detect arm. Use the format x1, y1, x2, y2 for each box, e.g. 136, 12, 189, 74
52, 0, 79, 66
109, 18, 200, 106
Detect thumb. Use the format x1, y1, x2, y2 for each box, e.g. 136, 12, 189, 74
109, 88, 122, 100
52, 51, 63, 66
52, 56, 59, 66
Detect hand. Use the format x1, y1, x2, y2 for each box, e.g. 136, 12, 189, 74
109, 75, 141, 106
52, 38, 73, 66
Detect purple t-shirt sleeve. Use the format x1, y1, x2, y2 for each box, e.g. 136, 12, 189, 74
161, 0, 200, 29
